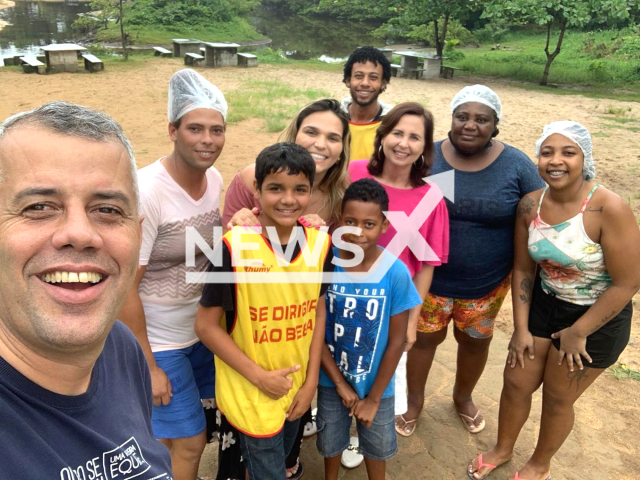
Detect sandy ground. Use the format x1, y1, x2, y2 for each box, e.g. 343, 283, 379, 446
1, 58, 639, 479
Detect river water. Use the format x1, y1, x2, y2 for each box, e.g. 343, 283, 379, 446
0, 1, 91, 58
0, 2, 380, 63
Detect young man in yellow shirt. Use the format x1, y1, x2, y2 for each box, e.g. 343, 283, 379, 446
340, 46, 393, 161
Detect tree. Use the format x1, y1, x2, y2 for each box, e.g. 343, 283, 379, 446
118, 0, 129, 60
72, 0, 117, 35
481, 0, 632, 86
379, 0, 473, 58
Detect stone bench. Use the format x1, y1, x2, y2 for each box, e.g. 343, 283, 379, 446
184, 52, 205, 66
237, 52, 257, 68
390, 63, 401, 77
20, 57, 45, 74
440, 65, 462, 79
82, 54, 104, 73
153, 46, 172, 58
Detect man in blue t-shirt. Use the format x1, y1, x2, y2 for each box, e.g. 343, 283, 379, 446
317, 179, 422, 480
0, 103, 173, 479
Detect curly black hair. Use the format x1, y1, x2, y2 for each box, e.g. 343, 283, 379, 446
343, 46, 392, 84
342, 178, 389, 213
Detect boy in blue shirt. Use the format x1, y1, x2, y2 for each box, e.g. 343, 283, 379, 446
317, 178, 422, 479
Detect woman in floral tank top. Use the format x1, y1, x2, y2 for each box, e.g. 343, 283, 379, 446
468, 121, 640, 480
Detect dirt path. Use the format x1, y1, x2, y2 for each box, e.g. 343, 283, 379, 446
1, 58, 638, 479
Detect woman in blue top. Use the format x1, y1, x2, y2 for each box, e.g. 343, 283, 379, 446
397, 85, 545, 437
468, 121, 640, 480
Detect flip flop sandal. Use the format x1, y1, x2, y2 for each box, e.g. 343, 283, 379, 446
394, 414, 417, 437
302, 407, 317, 437
458, 410, 486, 434
341, 436, 364, 469
467, 454, 497, 480
286, 461, 304, 480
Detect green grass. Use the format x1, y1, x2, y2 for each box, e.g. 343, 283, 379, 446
600, 116, 638, 124
600, 122, 640, 133
96, 18, 263, 45
604, 106, 633, 116
607, 363, 640, 381
225, 80, 331, 132
450, 29, 640, 102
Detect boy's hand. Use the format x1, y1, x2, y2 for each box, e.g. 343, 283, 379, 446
353, 397, 380, 429
286, 383, 315, 421
336, 381, 359, 411
257, 365, 300, 400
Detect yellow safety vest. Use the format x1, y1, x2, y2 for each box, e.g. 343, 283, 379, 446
348, 120, 382, 161
216, 226, 331, 437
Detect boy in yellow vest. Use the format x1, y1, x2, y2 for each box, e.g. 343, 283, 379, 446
195, 142, 333, 480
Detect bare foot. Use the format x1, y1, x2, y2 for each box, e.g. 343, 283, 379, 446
509, 461, 551, 480
467, 448, 512, 480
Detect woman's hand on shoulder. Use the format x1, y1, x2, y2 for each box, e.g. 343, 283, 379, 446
299, 213, 326, 229
226, 207, 260, 230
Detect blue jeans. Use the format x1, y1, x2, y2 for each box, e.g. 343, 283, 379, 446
238, 418, 301, 480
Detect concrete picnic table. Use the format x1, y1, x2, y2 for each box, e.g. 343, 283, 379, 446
202, 42, 240, 68
171, 39, 203, 58
41, 44, 86, 73
393, 51, 448, 79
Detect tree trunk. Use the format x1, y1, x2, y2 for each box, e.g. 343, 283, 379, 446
441, 13, 449, 58
119, 0, 128, 61
433, 14, 450, 59
540, 19, 567, 86
433, 18, 442, 57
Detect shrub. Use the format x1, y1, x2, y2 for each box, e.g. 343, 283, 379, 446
617, 35, 640, 59
72, 15, 101, 35
475, 19, 511, 43
407, 19, 477, 47
444, 39, 465, 61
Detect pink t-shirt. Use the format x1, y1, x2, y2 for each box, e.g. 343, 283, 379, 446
349, 160, 449, 277
222, 172, 260, 227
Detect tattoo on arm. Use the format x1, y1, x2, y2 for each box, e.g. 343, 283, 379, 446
517, 196, 536, 219
589, 310, 617, 335
519, 277, 533, 304
586, 207, 603, 213
567, 368, 589, 392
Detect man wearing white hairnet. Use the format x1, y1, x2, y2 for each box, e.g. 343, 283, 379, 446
120, 69, 227, 479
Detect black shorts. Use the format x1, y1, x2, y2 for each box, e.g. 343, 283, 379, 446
528, 276, 632, 369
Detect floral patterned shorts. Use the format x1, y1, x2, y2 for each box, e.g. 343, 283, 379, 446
418, 274, 512, 338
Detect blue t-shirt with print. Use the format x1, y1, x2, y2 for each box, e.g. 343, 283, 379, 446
430, 140, 545, 299
319, 248, 422, 399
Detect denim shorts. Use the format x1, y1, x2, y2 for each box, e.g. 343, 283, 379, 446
316, 386, 397, 461
151, 341, 215, 439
